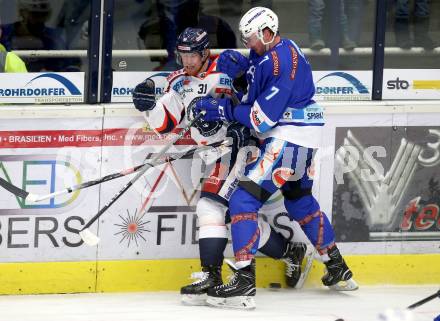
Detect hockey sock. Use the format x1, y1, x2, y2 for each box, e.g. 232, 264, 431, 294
258, 227, 288, 259
229, 187, 262, 261
284, 195, 335, 254
199, 237, 228, 267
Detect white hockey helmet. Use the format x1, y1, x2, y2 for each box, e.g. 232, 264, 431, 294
239, 7, 278, 46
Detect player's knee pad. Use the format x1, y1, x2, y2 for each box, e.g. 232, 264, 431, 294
229, 186, 264, 216
196, 197, 228, 239
257, 218, 271, 249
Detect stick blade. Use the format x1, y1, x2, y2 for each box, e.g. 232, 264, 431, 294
79, 229, 100, 246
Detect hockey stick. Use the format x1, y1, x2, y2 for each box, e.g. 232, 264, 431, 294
0, 139, 228, 203
78, 111, 206, 246
407, 289, 440, 310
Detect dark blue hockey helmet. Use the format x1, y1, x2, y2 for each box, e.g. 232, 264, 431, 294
176, 27, 209, 54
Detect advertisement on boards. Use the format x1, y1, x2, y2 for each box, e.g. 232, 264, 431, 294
313, 71, 372, 101
333, 126, 440, 242
111, 72, 169, 103
0, 114, 306, 262
383, 69, 440, 100
0, 117, 102, 262
0, 73, 84, 104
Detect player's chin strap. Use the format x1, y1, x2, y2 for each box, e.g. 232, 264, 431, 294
259, 32, 278, 52
195, 49, 210, 75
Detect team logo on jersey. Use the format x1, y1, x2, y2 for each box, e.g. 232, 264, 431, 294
272, 167, 295, 188
188, 97, 223, 137
247, 65, 256, 83
251, 108, 262, 127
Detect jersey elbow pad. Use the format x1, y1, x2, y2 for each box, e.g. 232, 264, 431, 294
146, 105, 178, 134
157, 107, 177, 134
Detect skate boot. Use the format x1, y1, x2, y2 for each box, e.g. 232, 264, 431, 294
282, 242, 307, 288
180, 265, 222, 306
322, 246, 358, 291
206, 259, 256, 310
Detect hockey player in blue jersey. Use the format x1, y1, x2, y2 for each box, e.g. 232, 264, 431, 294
195, 7, 358, 309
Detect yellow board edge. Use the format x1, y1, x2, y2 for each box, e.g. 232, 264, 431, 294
0, 254, 439, 295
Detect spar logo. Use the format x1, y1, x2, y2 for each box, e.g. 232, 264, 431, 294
112, 72, 169, 98
315, 72, 370, 101
0, 73, 83, 103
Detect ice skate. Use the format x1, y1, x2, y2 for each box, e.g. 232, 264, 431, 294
322, 246, 358, 291
283, 242, 314, 289
206, 259, 256, 310
180, 265, 222, 306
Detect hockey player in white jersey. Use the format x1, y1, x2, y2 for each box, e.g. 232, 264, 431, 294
195, 8, 358, 309
132, 27, 310, 306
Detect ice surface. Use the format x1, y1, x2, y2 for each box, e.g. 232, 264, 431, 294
0, 286, 438, 321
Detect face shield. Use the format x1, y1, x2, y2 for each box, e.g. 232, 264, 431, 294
240, 32, 259, 48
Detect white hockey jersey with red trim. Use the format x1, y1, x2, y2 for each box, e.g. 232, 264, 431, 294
144, 60, 234, 145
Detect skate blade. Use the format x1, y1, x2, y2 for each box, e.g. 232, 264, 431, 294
328, 278, 359, 291
206, 296, 256, 310
181, 294, 208, 306
295, 246, 316, 289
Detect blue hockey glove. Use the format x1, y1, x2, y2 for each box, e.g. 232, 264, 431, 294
132, 78, 156, 111
217, 50, 249, 79
195, 96, 235, 122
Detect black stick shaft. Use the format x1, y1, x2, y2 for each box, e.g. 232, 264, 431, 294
1, 134, 223, 201
407, 290, 440, 309
82, 163, 153, 230
0, 177, 29, 199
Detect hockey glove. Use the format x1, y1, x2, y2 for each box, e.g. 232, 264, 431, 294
226, 122, 250, 155
132, 78, 156, 112
195, 96, 235, 122
217, 50, 249, 79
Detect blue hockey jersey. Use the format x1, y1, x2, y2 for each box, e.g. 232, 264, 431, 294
234, 38, 324, 148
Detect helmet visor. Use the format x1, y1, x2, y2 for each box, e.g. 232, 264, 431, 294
240, 32, 259, 48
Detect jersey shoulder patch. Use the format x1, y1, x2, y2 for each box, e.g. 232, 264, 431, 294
165, 68, 186, 93
287, 44, 299, 80
270, 51, 280, 76
167, 68, 186, 83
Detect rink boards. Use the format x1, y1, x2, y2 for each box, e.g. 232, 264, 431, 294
0, 101, 439, 294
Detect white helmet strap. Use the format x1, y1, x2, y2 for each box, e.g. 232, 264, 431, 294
257, 28, 276, 46
257, 27, 277, 47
